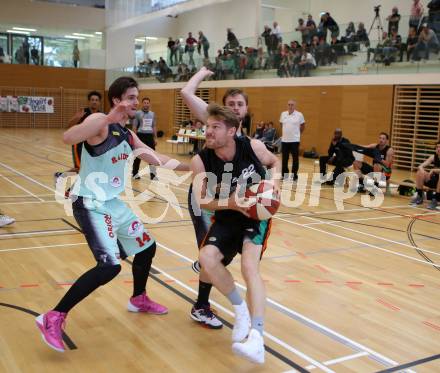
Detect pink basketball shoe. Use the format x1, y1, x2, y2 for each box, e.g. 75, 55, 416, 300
127, 292, 168, 315
35, 310, 67, 352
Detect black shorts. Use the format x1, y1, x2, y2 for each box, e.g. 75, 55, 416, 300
201, 217, 271, 264
425, 173, 439, 189
72, 142, 83, 169
360, 162, 392, 180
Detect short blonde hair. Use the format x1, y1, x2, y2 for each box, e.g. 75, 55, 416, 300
207, 103, 239, 129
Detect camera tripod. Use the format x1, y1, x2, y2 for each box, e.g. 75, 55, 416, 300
368, 8, 384, 43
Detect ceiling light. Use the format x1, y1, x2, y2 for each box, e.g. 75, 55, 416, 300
145, 37, 158, 40
13, 27, 37, 32
7, 30, 30, 35
73, 33, 94, 37
135, 38, 146, 42
65, 35, 85, 39
95, 32, 102, 35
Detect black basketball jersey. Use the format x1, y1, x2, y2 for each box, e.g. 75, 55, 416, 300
376, 144, 390, 160
198, 136, 267, 223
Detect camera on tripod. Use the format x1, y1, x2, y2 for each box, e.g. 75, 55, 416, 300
374, 5, 381, 15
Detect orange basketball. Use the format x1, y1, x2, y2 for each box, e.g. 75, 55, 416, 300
244, 180, 280, 220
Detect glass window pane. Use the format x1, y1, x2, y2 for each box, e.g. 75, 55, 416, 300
44, 37, 75, 67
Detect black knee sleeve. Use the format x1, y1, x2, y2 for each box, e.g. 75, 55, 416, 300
133, 242, 156, 267
96, 264, 121, 285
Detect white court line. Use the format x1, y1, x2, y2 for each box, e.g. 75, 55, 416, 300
0, 160, 405, 370
155, 242, 402, 370
277, 215, 440, 269
302, 212, 440, 226
0, 200, 57, 205
0, 134, 65, 155
0, 238, 330, 372
0, 229, 77, 239
0, 194, 54, 198
284, 351, 370, 371
0, 162, 54, 192
152, 263, 333, 372
0, 173, 44, 202
300, 215, 440, 258
0, 242, 88, 253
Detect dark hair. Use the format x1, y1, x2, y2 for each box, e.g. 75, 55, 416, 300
222, 88, 248, 105
107, 76, 138, 108
207, 103, 239, 129
379, 132, 389, 140
87, 90, 102, 101
142, 97, 150, 103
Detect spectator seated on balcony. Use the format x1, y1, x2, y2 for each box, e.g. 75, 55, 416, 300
261, 122, 276, 144
356, 22, 370, 48
406, 26, 419, 61
367, 32, 389, 63
414, 23, 440, 60
389, 27, 405, 62
294, 48, 316, 77
174, 62, 190, 82
330, 36, 346, 63
315, 38, 331, 66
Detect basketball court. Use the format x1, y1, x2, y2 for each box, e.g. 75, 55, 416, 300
0, 128, 439, 372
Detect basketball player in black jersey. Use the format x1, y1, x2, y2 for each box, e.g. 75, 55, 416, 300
191, 103, 280, 364
181, 67, 250, 329
411, 140, 440, 210
67, 91, 102, 172
350, 132, 394, 195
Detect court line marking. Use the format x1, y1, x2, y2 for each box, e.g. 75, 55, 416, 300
154, 242, 401, 370
0, 159, 406, 369
302, 212, 440, 226
0, 162, 54, 192
294, 351, 369, 371
151, 263, 332, 372
0, 238, 399, 370
0, 173, 44, 202
299, 215, 440, 259
0, 242, 88, 253
0, 229, 78, 239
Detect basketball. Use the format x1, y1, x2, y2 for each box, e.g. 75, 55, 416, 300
244, 180, 280, 220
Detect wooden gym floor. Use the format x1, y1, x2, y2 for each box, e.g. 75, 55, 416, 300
0, 128, 439, 373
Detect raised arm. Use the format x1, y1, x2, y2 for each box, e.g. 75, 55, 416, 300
180, 67, 214, 123
63, 101, 134, 145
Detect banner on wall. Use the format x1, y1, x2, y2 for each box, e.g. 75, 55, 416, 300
0, 96, 7, 112
0, 96, 54, 113
18, 96, 54, 113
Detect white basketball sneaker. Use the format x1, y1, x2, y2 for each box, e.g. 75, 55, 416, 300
232, 328, 265, 364
232, 301, 250, 342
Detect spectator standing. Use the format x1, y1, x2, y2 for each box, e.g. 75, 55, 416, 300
279, 100, 306, 181
31, 45, 40, 65
186, 32, 198, 66
296, 18, 310, 44
72, 41, 80, 68
410, 0, 425, 29
306, 14, 317, 40
226, 28, 239, 49
132, 97, 158, 180
273, 21, 282, 42
323, 12, 340, 38
23, 38, 30, 64
167, 37, 176, 65
261, 25, 272, 54
197, 31, 210, 58
386, 7, 401, 34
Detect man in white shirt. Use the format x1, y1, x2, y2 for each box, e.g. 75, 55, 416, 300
279, 100, 305, 180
